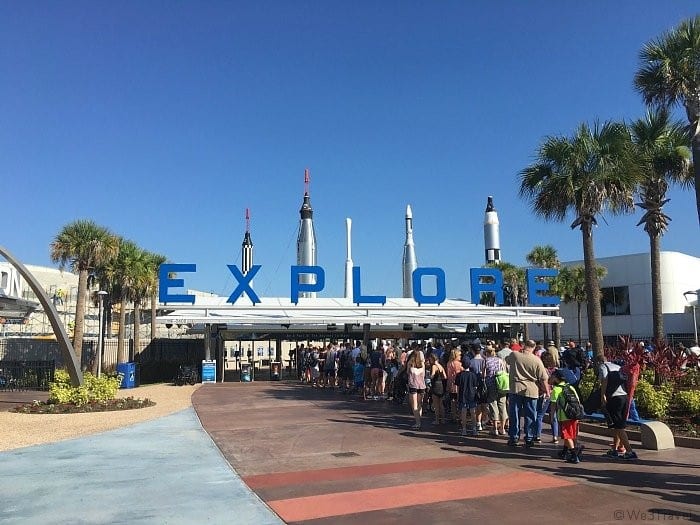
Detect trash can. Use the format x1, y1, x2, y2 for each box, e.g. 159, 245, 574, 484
116, 362, 136, 389
270, 361, 281, 381
241, 362, 252, 382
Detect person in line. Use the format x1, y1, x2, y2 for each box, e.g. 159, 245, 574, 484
549, 368, 582, 464
353, 355, 365, 397
506, 340, 549, 448
598, 355, 638, 460
446, 347, 464, 423
406, 348, 427, 430
429, 354, 447, 424
483, 345, 508, 436
536, 352, 559, 443
456, 361, 480, 436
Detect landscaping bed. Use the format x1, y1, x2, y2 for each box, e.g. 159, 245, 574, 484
12, 397, 155, 414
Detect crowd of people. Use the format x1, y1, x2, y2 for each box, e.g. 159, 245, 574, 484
294, 335, 661, 464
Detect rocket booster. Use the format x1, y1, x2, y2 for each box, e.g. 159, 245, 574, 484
344, 218, 353, 299
241, 208, 254, 297
484, 196, 501, 264
296, 169, 317, 298
402, 204, 418, 298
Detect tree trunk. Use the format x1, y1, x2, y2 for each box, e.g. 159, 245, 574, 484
577, 302, 582, 344
553, 320, 561, 348
687, 97, 700, 226
581, 222, 604, 360
649, 233, 664, 341
542, 323, 549, 344
150, 290, 157, 341
117, 298, 128, 364
73, 268, 89, 362
134, 300, 141, 360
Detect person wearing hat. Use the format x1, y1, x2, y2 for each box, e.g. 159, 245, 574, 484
549, 368, 583, 463
545, 342, 560, 367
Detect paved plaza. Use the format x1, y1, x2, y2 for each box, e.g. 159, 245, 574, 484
1, 381, 698, 524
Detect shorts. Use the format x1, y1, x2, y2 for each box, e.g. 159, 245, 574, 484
408, 387, 426, 394
311, 368, 319, 379
560, 419, 579, 440
459, 400, 477, 410
606, 395, 628, 429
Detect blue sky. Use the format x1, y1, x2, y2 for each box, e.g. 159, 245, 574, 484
2, 2, 699, 301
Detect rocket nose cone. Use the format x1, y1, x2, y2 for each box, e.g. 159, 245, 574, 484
406, 204, 412, 218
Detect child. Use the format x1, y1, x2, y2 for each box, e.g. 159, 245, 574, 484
455, 364, 479, 436
550, 368, 582, 464
353, 356, 365, 398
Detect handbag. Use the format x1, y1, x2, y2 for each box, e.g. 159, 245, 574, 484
495, 370, 509, 394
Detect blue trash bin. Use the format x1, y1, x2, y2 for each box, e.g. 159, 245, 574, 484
116, 362, 136, 389
241, 363, 252, 382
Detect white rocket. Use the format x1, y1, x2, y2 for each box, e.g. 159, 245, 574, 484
296, 168, 317, 298
344, 218, 353, 299
241, 208, 254, 299
484, 196, 501, 264
402, 205, 418, 298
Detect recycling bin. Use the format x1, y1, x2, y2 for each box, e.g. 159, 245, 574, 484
116, 362, 136, 389
270, 361, 281, 381
241, 363, 252, 382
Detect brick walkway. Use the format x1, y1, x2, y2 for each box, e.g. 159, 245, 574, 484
192, 382, 698, 524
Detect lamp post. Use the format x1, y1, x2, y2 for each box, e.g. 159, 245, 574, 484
683, 290, 698, 345
97, 291, 108, 377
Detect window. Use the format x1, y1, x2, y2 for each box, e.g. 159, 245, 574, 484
600, 286, 630, 316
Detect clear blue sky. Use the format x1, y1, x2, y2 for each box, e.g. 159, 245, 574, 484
2, 2, 699, 300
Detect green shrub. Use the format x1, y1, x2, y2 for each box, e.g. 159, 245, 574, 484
675, 390, 700, 416
578, 369, 596, 400
634, 379, 673, 419
49, 371, 121, 406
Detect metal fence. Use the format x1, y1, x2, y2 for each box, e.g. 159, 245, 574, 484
0, 360, 55, 391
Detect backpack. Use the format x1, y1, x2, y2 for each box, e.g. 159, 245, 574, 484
557, 384, 584, 420
495, 370, 509, 394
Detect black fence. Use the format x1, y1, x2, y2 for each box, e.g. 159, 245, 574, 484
135, 338, 205, 384
0, 360, 55, 391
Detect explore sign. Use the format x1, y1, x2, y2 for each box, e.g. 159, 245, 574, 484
159, 264, 560, 307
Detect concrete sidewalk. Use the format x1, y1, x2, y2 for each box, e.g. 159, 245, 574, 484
0, 407, 282, 525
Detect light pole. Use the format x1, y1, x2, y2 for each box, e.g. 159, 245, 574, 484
683, 290, 698, 345
97, 291, 108, 377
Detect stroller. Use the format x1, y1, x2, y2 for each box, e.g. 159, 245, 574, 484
175, 364, 199, 386
392, 368, 408, 405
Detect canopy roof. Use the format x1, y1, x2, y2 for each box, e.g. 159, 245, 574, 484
157, 297, 562, 329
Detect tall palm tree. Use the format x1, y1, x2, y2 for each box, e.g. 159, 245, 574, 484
634, 15, 700, 224
485, 261, 527, 339
50, 220, 119, 361
130, 250, 152, 360
519, 121, 639, 360
630, 108, 693, 340
146, 253, 167, 341
526, 245, 560, 345
554, 265, 607, 343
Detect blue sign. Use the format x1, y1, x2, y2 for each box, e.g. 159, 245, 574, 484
159, 263, 560, 306
201, 360, 216, 383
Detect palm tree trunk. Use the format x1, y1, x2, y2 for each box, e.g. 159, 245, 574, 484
649, 233, 664, 340
690, 105, 700, 226
150, 290, 157, 341
581, 221, 604, 359
117, 298, 128, 364
553, 320, 561, 348
577, 302, 582, 343
73, 268, 89, 362
134, 301, 141, 360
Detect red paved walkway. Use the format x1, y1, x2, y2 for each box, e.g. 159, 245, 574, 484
192, 382, 698, 524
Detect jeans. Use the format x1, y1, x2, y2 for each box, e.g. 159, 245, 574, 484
628, 398, 641, 422
508, 394, 538, 442
536, 397, 559, 438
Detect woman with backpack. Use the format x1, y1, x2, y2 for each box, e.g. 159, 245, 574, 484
428, 354, 447, 425
483, 345, 508, 436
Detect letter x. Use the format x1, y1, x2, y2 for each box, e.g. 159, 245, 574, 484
227, 265, 261, 304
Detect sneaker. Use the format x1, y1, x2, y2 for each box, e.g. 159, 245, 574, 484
476, 423, 483, 431
471, 429, 479, 437
552, 438, 559, 444
567, 454, 580, 464
490, 429, 498, 436
620, 451, 638, 460
557, 447, 568, 459
525, 440, 535, 448
460, 428, 467, 436
533, 437, 542, 443
604, 449, 620, 458
507, 439, 518, 447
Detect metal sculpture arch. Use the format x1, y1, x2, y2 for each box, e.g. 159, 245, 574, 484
0, 245, 83, 386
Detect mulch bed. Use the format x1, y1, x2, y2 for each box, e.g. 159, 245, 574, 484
12, 397, 155, 414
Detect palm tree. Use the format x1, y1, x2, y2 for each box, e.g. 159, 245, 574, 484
519, 121, 639, 360
526, 245, 560, 345
634, 15, 700, 225
146, 253, 167, 341
485, 261, 527, 339
50, 220, 119, 361
630, 108, 693, 340
554, 265, 607, 344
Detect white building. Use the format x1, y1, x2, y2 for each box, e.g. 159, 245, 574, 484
532, 251, 700, 342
